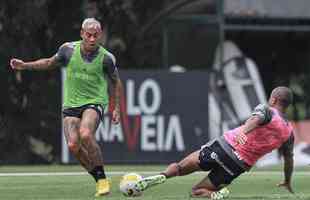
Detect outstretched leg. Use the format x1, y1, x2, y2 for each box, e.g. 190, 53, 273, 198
135, 150, 201, 192
162, 150, 201, 177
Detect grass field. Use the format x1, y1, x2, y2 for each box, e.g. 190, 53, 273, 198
0, 165, 309, 200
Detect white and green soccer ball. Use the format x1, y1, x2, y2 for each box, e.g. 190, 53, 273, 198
119, 173, 143, 197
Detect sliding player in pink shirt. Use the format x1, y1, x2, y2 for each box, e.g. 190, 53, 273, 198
134, 86, 294, 199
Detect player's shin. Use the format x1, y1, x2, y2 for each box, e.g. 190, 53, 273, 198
162, 163, 182, 178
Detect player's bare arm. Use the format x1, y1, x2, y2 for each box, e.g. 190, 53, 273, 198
277, 134, 294, 193
236, 115, 262, 145
103, 51, 123, 124
108, 69, 123, 124
241, 115, 263, 134
10, 42, 71, 71
10, 55, 61, 71
236, 104, 271, 145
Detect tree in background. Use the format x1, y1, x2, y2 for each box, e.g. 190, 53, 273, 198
1, 0, 310, 164
0, 0, 83, 164
0, 0, 168, 164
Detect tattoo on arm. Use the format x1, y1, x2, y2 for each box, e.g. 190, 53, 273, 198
109, 70, 122, 110
25, 56, 60, 71
242, 116, 262, 135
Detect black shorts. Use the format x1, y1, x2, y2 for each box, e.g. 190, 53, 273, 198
62, 104, 104, 121
198, 140, 246, 188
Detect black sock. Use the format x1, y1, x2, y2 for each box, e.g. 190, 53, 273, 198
89, 166, 106, 182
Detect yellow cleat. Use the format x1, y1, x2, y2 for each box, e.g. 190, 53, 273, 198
95, 179, 110, 197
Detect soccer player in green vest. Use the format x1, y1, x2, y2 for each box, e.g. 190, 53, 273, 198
10, 18, 122, 197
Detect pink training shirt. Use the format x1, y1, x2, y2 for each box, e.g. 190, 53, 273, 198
224, 105, 293, 166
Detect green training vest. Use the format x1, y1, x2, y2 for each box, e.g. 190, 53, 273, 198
63, 41, 109, 108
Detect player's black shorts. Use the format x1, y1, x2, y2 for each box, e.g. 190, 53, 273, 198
198, 139, 248, 188
62, 104, 104, 121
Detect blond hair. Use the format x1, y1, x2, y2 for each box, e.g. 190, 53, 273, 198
81, 18, 102, 31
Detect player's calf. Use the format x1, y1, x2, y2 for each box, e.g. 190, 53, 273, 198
161, 163, 182, 178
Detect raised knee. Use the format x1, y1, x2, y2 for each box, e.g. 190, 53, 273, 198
67, 142, 80, 154
79, 127, 92, 141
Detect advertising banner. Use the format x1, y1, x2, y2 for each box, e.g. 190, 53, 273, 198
62, 70, 209, 164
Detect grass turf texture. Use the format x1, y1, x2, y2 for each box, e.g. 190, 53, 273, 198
0, 165, 309, 200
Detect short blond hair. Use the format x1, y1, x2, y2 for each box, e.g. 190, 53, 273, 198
81, 18, 102, 31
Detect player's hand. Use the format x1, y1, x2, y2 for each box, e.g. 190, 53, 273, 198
236, 132, 247, 145
112, 108, 120, 124
277, 181, 294, 194
10, 58, 27, 70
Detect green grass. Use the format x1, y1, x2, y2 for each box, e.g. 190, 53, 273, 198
0, 165, 309, 200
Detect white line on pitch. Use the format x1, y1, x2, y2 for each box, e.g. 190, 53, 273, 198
0, 171, 309, 177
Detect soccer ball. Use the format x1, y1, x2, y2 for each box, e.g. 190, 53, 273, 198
119, 173, 143, 197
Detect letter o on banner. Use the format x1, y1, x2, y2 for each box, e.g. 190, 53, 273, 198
139, 79, 161, 114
